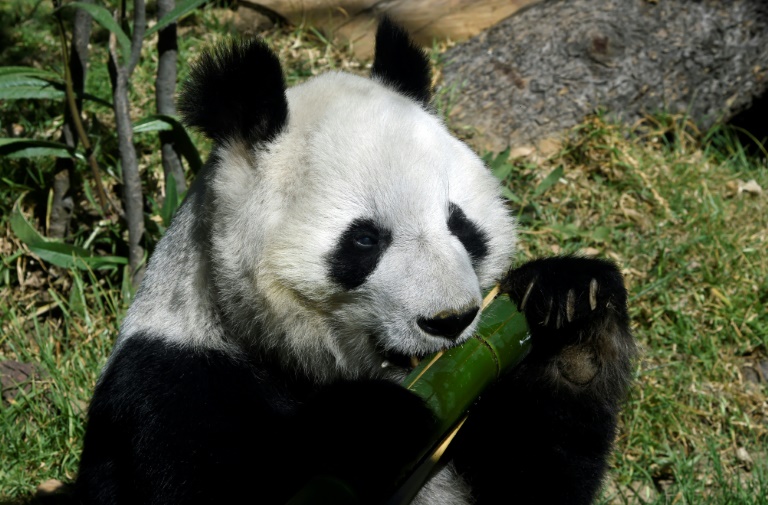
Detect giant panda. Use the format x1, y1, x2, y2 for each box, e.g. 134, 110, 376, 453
74, 18, 636, 505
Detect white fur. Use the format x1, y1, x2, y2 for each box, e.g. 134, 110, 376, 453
412, 463, 473, 505
118, 71, 516, 385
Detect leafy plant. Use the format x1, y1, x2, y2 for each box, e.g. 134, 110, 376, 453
1, 0, 211, 288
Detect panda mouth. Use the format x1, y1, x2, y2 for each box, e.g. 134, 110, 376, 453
371, 336, 425, 371
380, 349, 422, 371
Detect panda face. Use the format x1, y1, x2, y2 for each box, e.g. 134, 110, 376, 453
222, 75, 516, 380
172, 23, 516, 381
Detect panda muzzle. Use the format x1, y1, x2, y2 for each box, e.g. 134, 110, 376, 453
417, 306, 479, 340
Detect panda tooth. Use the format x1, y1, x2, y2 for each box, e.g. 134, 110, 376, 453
410, 356, 420, 368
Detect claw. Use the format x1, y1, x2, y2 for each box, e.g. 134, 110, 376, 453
520, 280, 536, 311
566, 289, 575, 322
589, 278, 598, 311
543, 298, 553, 326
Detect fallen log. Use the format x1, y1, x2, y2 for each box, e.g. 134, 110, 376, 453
441, 0, 768, 153
238, 0, 540, 56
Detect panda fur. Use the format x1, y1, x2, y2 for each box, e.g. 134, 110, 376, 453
75, 18, 636, 505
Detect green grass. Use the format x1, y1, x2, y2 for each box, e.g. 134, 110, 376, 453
496, 115, 768, 504
2, 1, 768, 503
0, 269, 123, 499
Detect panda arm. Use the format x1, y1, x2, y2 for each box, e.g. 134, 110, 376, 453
75, 334, 435, 505
75, 334, 303, 504
450, 256, 637, 505
291, 379, 437, 503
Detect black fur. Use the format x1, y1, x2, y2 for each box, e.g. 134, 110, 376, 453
502, 256, 630, 352
327, 218, 392, 290
448, 202, 489, 267
371, 16, 432, 106
417, 306, 479, 340
177, 38, 288, 144
450, 256, 636, 504
75, 335, 434, 505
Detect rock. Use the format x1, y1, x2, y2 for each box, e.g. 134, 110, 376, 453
0, 360, 49, 404
36, 479, 66, 496
736, 446, 754, 470
441, 0, 768, 153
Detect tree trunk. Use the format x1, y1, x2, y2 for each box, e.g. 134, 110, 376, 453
441, 0, 768, 153
50, 2, 93, 239
156, 0, 187, 195
115, 70, 145, 286
110, 0, 146, 287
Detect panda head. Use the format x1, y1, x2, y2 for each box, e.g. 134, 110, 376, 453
177, 18, 517, 381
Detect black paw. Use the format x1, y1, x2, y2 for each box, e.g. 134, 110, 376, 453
297, 380, 435, 498
499, 256, 628, 342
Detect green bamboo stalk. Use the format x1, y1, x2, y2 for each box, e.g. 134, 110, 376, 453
286, 289, 531, 504
403, 290, 530, 440
386, 290, 531, 505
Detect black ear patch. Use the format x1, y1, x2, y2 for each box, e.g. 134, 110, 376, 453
327, 219, 392, 290
371, 17, 432, 106
448, 203, 489, 267
178, 39, 288, 144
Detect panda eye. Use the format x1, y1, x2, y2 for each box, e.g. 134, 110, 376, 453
328, 218, 392, 290
353, 232, 379, 250
448, 202, 489, 267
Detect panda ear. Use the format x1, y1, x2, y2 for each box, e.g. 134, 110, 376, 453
371, 17, 432, 105
178, 39, 288, 145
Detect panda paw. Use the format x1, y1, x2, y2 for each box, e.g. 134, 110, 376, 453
499, 255, 628, 344
498, 256, 634, 388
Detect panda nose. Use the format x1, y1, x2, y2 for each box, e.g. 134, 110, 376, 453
417, 306, 479, 340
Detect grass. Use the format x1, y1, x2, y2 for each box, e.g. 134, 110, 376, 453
497, 116, 768, 504
2, 1, 768, 503
0, 269, 122, 498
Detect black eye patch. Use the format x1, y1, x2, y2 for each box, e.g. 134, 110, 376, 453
448, 203, 489, 267
328, 219, 392, 290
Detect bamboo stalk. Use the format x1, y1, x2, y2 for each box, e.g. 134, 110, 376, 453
287, 288, 531, 504
387, 290, 530, 504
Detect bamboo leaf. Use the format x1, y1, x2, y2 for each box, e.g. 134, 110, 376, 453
28, 243, 128, 270
0, 72, 110, 106
0, 74, 56, 89
79, 91, 113, 108
133, 116, 174, 133
145, 0, 209, 37
0, 82, 64, 100
548, 222, 580, 239
486, 149, 518, 200
134, 114, 202, 173
0, 138, 84, 160
10, 196, 127, 270
161, 171, 179, 227
60, 2, 131, 66
285, 476, 358, 505
0, 66, 61, 79
9, 198, 45, 248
